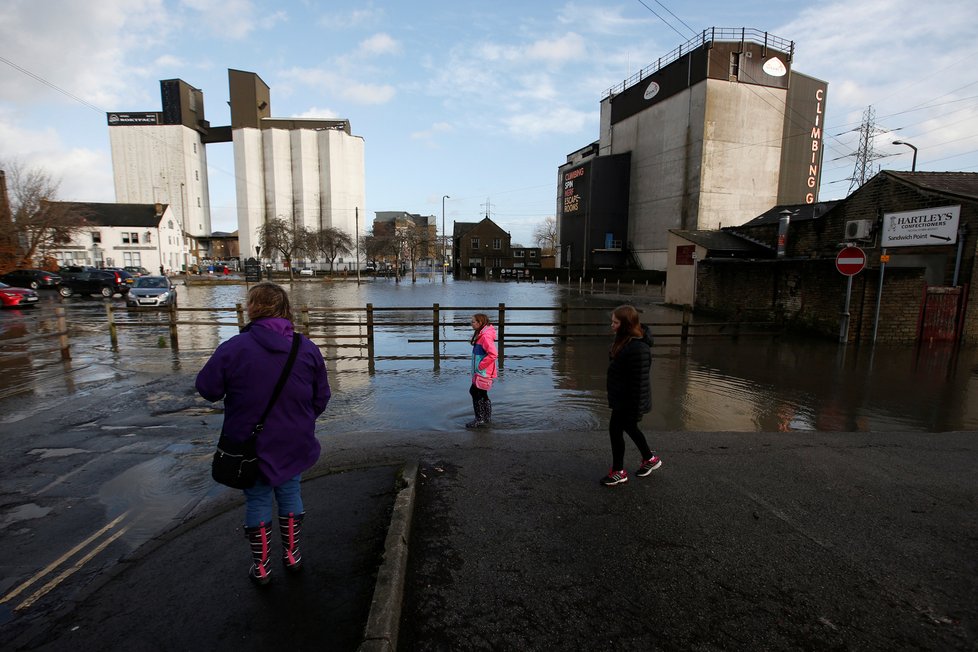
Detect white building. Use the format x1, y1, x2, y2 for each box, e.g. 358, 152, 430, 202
107, 79, 212, 245
106, 71, 366, 269
228, 69, 366, 263
45, 202, 190, 273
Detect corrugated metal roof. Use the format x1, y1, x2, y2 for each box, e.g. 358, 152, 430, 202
886, 171, 978, 200
740, 200, 840, 227
670, 229, 771, 254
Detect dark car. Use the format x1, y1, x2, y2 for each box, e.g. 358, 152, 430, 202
125, 276, 177, 307
0, 269, 61, 290
124, 266, 151, 277
0, 282, 40, 308
58, 265, 99, 281
103, 268, 135, 286
58, 271, 130, 298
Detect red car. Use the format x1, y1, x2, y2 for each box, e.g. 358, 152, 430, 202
0, 282, 40, 308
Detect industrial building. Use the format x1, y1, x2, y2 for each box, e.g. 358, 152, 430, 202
106, 70, 365, 270
558, 28, 828, 273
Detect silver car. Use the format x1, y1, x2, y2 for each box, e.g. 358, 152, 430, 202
125, 276, 177, 307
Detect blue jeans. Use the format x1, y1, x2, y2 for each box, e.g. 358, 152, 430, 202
243, 475, 303, 528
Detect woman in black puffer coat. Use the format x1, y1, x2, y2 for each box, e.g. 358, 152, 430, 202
601, 305, 662, 486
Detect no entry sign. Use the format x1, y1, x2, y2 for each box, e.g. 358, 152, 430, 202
836, 247, 866, 276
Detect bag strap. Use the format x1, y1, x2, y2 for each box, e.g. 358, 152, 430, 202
252, 333, 301, 436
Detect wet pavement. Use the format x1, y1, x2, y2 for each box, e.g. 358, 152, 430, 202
3, 421, 976, 650
6, 466, 399, 651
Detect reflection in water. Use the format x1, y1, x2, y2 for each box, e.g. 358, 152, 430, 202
2, 280, 977, 432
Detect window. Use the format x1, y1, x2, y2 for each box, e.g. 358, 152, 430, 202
513, 250, 525, 258
471, 237, 480, 249
493, 238, 501, 250
197, 197, 201, 207
145, 232, 151, 244
469, 257, 482, 266
168, 220, 174, 230
131, 232, 139, 244
193, 143, 197, 154
195, 170, 199, 180
729, 52, 741, 79
122, 233, 130, 244
528, 250, 537, 258
92, 232, 101, 244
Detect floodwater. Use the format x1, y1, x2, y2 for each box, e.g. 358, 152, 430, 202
2, 274, 977, 434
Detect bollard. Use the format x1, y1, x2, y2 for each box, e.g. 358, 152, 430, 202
366, 303, 375, 374
167, 303, 179, 349
106, 303, 118, 349
432, 303, 440, 370
497, 302, 505, 369
236, 303, 245, 329
56, 306, 70, 360
300, 306, 310, 336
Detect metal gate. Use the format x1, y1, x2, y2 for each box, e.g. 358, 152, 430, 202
919, 286, 964, 342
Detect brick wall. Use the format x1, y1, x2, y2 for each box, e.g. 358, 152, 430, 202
701, 173, 978, 343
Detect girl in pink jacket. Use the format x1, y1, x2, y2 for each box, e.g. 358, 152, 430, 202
467, 313, 497, 428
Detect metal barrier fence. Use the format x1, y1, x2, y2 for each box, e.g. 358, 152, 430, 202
100, 303, 781, 371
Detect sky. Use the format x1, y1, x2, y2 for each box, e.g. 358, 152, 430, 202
1, 0, 976, 247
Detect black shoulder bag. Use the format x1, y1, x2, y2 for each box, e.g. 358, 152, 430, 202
211, 333, 301, 489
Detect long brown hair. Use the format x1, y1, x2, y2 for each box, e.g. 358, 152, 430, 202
247, 282, 293, 322
610, 305, 643, 358
470, 313, 490, 345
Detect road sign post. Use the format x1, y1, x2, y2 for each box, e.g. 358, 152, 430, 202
836, 247, 866, 344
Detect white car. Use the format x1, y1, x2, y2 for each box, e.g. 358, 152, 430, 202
299, 268, 314, 276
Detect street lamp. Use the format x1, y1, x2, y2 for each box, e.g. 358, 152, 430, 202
892, 140, 918, 172
442, 195, 450, 282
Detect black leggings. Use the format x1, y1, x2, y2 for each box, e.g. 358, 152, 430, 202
469, 383, 489, 411
609, 410, 653, 471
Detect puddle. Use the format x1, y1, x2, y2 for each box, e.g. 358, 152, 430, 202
0, 503, 53, 527
28, 448, 89, 459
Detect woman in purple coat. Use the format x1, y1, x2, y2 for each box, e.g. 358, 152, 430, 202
196, 283, 330, 585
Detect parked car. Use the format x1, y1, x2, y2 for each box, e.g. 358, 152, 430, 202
58, 265, 100, 284
299, 268, 314, 276
58, 270, 130, 298
0, 269, 61, 290
102, 268, 135, 285
124, 266, 151, 277
125, 276, 177, 307
0, 282, 40, 308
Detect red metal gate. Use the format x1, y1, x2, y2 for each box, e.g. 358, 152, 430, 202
918, 286, 964, 342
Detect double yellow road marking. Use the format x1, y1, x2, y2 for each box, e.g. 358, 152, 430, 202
0, 510, 131, 611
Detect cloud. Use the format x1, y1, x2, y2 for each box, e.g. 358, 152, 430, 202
179, 0, 270, 39
318, 7, 385, 29
502, 106, 592, 137
410, 122, 454, 142
0, 0, 174, 109
556, 3, 657, 35
358, 33, 401, 57
280, 67, 395, 105
0, 118, 112, 202
294, 106, 341, 119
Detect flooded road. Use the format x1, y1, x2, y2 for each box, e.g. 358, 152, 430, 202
1, 275, 975, 634
2, 276, 976, 434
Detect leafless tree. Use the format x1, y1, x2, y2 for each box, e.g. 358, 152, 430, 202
258, 217, 309, 281
1, 160, 90, 270
363, 231, 407, 283
308, 227, 353, 272
533, 216, 558, 256
403, 222, 434, 283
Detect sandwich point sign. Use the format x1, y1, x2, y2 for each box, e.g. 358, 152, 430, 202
881, 205, 960, 247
